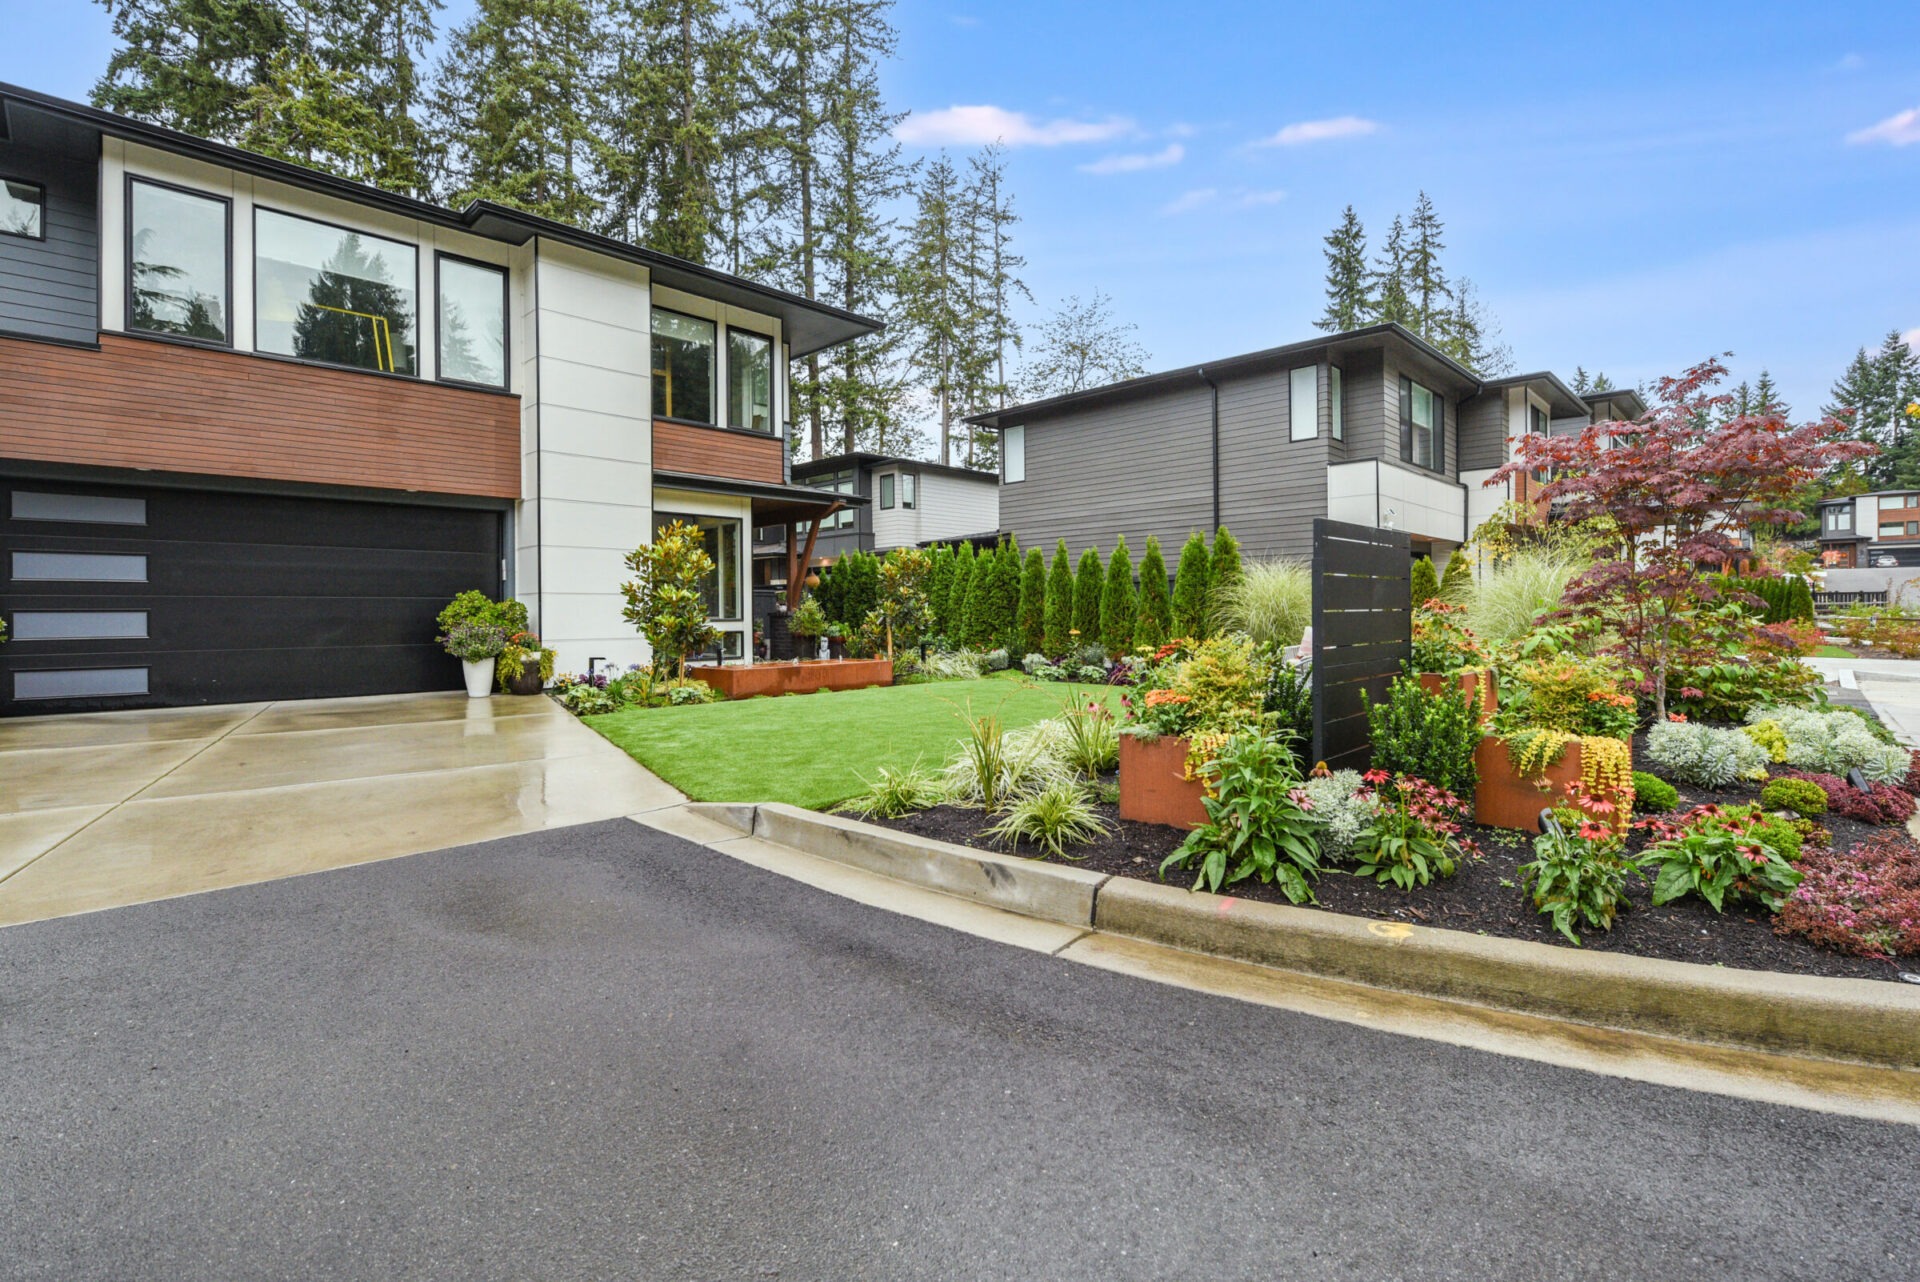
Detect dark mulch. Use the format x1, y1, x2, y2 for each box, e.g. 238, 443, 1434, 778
875, 772, 1918, 984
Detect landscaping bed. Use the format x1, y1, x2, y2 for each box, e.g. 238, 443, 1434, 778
872, 770, 1915, 984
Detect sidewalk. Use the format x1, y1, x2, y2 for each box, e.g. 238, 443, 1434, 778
1803, 657, 1920, 747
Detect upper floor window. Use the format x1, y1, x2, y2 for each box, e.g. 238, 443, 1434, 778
1289, 366, 1317, 442
727, 328, 774, 433
1003, 425, 1026, 483
879, 473, 896, 509
652, 309, 714, 424
1330, 365, 1343, 441
2, 178, 44, 239
128, 178, 229, 344
814, 467, 858, 529
1400, 377, 1443, 472
255, 207, 417, 375
899, 473, 917, 510
437, 254, 507, 388
1824, 508, 1850, 533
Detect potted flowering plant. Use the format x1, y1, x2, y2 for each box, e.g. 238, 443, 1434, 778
789, 596, 828, 659
497, 630, 557, 695
1117, 637, 1270, 829
826, 622, 848, 660
442, 621, 508, 698
1412, 600, 1495, 721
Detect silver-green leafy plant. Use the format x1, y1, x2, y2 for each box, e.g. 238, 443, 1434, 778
986, 777, 1111, 859
1292, 769, 1379, 864
941, 705, 1067, 812
1212, 559, 1312, 648
839, 762, 946, 819
1644, 719, 1769, 789
1744, 705, 1911, 783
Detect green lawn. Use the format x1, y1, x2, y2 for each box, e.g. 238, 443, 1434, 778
1812, 644, 1854, 658
585, 671, 1122, 810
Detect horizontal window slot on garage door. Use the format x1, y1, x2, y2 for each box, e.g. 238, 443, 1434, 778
10, 610, 150, 640
14, 668, 150, 700
10, 491, 149, 525
10, 552, 149, 582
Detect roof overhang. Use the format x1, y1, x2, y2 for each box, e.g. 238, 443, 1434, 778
652, 471, 869, 524
1477, 371, 1589, 419
0, 82, 880, 359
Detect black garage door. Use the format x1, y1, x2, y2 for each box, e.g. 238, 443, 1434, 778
1, 477, 506, 714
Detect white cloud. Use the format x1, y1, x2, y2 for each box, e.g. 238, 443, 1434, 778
896, 105, 1131, 147
1253, 115, 1380, 147
1237, 189, 1287, 208
1160, 188, 1217, 216
1905, 327, 1920, 351
1847, 108, 1920, 147
1079, 144, 1184, 175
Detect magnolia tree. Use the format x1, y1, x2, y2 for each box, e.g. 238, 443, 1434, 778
621, 520, 720, 678
862, 547, 935, 660
1489, 357, 1872, 717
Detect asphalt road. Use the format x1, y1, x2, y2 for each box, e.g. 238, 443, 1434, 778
2, 819, 1916, 1281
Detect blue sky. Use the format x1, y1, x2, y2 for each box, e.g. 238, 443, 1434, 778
11, 1, 1920, 413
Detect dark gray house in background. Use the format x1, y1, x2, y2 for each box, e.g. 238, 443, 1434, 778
968, 322, 1644, 567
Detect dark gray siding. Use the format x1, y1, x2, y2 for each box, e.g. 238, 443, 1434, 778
1457, 390, 1508, 471
999, 384, 1213, 561
1338, 348, 1391, 461
1216, 364, 1329, 560
0, 140, 98, 346
1374, 344, 1464, 479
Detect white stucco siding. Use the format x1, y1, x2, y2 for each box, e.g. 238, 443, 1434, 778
916, 472, 1000, 546
1326, 459, 1466, 545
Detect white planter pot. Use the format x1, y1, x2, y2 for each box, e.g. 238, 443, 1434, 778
462, 657, 496, 698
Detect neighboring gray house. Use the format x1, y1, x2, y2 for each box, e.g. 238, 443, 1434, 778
968, 323, 1644, 566
752, 451, 999, 594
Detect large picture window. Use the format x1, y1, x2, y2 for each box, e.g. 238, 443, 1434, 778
2, 178, 44, 239
255, 208, 417, 374
437, 255, 507, 387
656, 512, 741, 621
1003, 424, 1026, 483
727, 328, 774, 433
1400, 377, 1443, 472
128, 179, 229, 343
814, 468, 858, 530
652, 310, 715, 424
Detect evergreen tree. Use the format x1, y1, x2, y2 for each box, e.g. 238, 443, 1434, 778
1134, 536, 1172, 650
959, 143, 1031, 468
1371, 215, 1412, 326
1436, 278, 1513, 375
1072, 546, 1104, 649
430, 0, 600, 225
1016, 547, 1047, 656
1827, 332, 1920, 488
973, 538, 1021, 652
924, 543, 953, 634
1170, 531, 1211, 639
1022, 290, 1150, 399
1571, 367, 1615, 395
1788, 575, 1815, 623
1405, 191, 1448, 337
1100, 536, 1137, 659
92, 0, 290, 141
1208, 526, 1243, 609
1440, 547, 1473, 600
1043, 540, 1075, 657
901, 155, 979, 465
1315, 204, 1372, 333
1410, 555, 1440, 606
945, 542, 976, 641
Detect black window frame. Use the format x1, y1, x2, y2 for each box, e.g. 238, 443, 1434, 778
0, 175, 46, 241
252, 202, 423, 379
878, 473, 896, 510
1398, 375, 1445, 474
434, 250, 510, 390
654, 510, 744, 622
724, 323, 778, 435
125, 174, 233, 349
650, 306, 718, 427
899, 472, 917, 510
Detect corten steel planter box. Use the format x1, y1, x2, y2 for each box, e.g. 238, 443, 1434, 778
687, 658, 892, 699
1473, 734, 1630, 832
1118, 733, 1210, 830
1417, 670, 1497, 724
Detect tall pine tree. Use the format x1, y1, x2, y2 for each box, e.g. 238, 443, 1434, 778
1315, 204, 1372, 333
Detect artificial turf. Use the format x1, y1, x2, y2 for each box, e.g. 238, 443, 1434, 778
584, 671, 1122, 810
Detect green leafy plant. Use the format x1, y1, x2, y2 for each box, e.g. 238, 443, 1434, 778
1057, 698, 1119, 777
1410, 600, 1487, 674
1100, 535, 1137, 658
1630, 771, 1679, 813
1410, 555, 1440, 607
1520, 795, 1642, 945
1072, 546, 1104, 645
1043, 541, 1076, 656
1351, 771, 1479, 890
1497, 655, 1637, 738
1212, 559, 1311, 648
495, 631, 557, 688
1172, 531, 1212, 638
941, 704, 1064, 812
1760, 776, 1828, 818
1263, 655, 1313, 752
1363, 675, 1479, 798
1017, 547, 1049, 656
860, 547, 936, 660
1292, 769, 1379, 863
1644, 720, 1769, 789
622, 521, 721, 676
1160, 732, 1321, 901
437, 590, 529, 638
840, 761, 947, 819
1134, 536, 1173, 649
1743, 705, 1911, 783
986, 777, 1112, 859
1636, 803, 1803, 912
441, 621, 507, 662
1208, 525, 1243, 604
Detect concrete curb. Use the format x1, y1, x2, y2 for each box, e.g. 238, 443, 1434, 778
693, 802, 1920, 1070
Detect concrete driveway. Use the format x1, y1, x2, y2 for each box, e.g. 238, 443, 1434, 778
0, 692, 680, 927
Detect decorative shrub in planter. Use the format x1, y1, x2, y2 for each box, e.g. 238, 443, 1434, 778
1118, 732, 1209, 829
1416, 669, 1496, 724
1474, 732, 1632, 833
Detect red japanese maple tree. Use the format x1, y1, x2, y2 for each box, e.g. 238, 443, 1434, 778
1489, 357, 1871, 717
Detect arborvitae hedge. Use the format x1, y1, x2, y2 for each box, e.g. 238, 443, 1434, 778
1073, 546, 1104, 648
1209, 526, 1242, 607
946, 543, 977, 639
1044, 541, 1075, 656
967, 539, 1021, 650
1171, 531, 1211, 639
1017, 547, 1048, 655
1410, 555, 1440, 607
925, 545, 954, 634
1134, 536, 1172, 649
1101, 535, 1137, 658
1787, 575, 1815, 623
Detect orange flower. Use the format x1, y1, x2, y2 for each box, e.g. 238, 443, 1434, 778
1144, 690, 1191, 707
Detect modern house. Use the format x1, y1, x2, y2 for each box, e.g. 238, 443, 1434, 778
968, 323, 1644, 567
751, 452, 999, 597
0, 81, 876, 714
1815, 491, 1920, 568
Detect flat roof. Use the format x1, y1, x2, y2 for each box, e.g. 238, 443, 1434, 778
0, 83, 881, 358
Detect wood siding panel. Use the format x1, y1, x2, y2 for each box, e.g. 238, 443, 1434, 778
652, 419, 783, 484
0, 333, 520, 497
998, 386, 1214, 560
